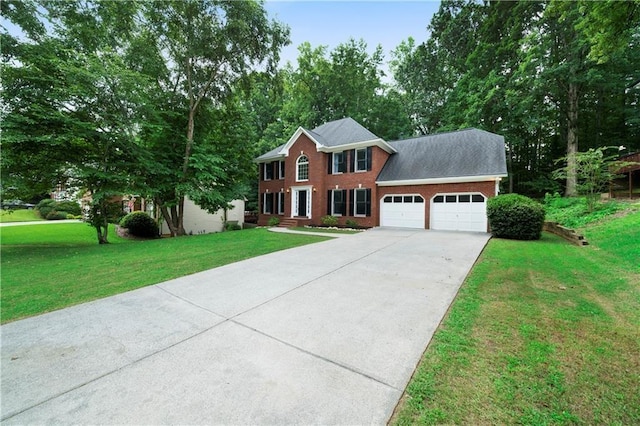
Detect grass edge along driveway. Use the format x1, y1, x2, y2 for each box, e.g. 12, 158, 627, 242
0, 224, 329, 324
391, 211, 640, 425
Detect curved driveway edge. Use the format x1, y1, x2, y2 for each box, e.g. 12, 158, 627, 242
1, 228, 490, 424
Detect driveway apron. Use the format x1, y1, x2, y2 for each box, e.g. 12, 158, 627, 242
1, 228, 490, 425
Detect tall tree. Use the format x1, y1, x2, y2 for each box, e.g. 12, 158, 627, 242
141, 0, 289, 236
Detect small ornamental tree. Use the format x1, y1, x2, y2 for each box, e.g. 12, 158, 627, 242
553, 147, 637, 212
487, 194, 545, 240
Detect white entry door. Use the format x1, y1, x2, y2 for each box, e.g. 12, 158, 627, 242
380, 195, 425, 228
430, 193, 487, 232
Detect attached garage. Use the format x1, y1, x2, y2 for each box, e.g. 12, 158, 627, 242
430, 193, 487, 232
380, 195, 425, 228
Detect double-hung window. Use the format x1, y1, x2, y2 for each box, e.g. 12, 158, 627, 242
277, 192, 285, 215
263, 193, 274, 214
278, 160, 285, 179
331, 152, 346, 174
350, 188, 371, 217
263, 162, 274, 181
328, 189, 346, 216
354, 147, 372, 172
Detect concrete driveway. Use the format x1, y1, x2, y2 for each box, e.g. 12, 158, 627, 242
1, 228, 489, 425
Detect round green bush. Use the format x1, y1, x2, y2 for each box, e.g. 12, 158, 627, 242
46, 210, 68, 220
119, 211, 159, 238
267, 216, 280, 226
55, 200, 81, 216
321, 215, 338, 226
36, 199, 57, 218
487, 194, 545, 240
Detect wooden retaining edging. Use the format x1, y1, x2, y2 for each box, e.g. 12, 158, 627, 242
543, 221, 588, 246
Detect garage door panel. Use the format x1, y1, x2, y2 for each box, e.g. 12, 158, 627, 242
381, 195, 425, 229
430, 193, 487, 233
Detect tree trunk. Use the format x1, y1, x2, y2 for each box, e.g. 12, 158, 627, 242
157, 198, 178, 237
565, 82, 579, 196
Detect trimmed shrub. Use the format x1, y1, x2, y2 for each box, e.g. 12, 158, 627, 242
345, 219, 360, 229
36, 199, 57, 218
55, 200, 81, 216
119, 211, 159, 238
225, 221, 242, 231
321, 215, 338, 226
267, 216, 280, 227
487, 194, 545, 240
46, 210, 68, 220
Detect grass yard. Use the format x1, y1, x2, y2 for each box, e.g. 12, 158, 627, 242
392, 211, 640, 425
0, 223, 328, 323
0, 209, 43, 223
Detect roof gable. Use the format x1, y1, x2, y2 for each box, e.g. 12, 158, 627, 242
255, 117, 395, 162
376, 128, 508, 183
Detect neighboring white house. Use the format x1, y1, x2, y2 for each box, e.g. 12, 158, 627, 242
160, 198, 245, 235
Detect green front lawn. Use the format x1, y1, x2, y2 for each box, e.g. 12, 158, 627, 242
392, 211, 640, 425
0, 209, 43, 223
0, 224, 328, 323
290, 226, 361, 235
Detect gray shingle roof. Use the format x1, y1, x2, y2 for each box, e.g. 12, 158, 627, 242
377, 128, 507, 182
255, 117, 382, 162
309, 117, 380, 147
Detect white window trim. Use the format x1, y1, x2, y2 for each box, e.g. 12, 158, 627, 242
263, 162, 272, 181
332, 152, 344, 175
354, 188, 368, 217
278, 160, 285, 180
355, 148, 367, 172
296, 155, 309, 182
263, 192, 273, 214
331, 189, 344, 216
277, 192, 285, 215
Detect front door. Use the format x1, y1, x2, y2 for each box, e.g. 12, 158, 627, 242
297, 190, 307, 217
292, 187, 311, 218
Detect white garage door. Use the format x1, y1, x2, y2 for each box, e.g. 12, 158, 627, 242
380, 195, 425, 228
430, 193, 487, 232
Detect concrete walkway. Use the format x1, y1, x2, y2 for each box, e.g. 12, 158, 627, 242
1, 228, 490, 425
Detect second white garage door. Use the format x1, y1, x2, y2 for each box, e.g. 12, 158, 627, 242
430, 193, 487, 232
380, 195, 425, 228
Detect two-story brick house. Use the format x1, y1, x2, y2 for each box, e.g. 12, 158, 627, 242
255, 117, 508, 232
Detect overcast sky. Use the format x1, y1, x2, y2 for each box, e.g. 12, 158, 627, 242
264, 0, 441, 71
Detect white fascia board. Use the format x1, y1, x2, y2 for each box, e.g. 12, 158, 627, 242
253, 153, 286, 164
318, 138, 397, 154
376, 174, 507, 186
281, 127, 324, 156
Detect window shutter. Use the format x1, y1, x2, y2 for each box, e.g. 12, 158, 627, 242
366, 147, 372, 171
348, 189, 354, 216
328, 154, 333, 174
270, 193, 275, 214
260, 164, 264, 180
327, 190, 332, 215
348, 150, 355, 173
365, 188, 372, 216
341, 189, 347, 215
260, 193, 263, 214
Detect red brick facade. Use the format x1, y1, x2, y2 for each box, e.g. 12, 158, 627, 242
257, 133, 499, 230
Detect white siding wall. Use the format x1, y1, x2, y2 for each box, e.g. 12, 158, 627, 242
161, 198, 245, 235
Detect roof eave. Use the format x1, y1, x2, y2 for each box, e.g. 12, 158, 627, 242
376, 174, 508, 187
318, 138, 397, 154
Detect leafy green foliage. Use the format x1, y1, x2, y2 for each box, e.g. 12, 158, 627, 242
553, 147, 636, 211
320, 215, 338, 226
119, 211, 159, 239
487, 194, 545, 240
35, 199, 58, 219
345, 219, 361, 229
45, 211, 69, 221
267, 216, 280, 227
544, 194, 626, 228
